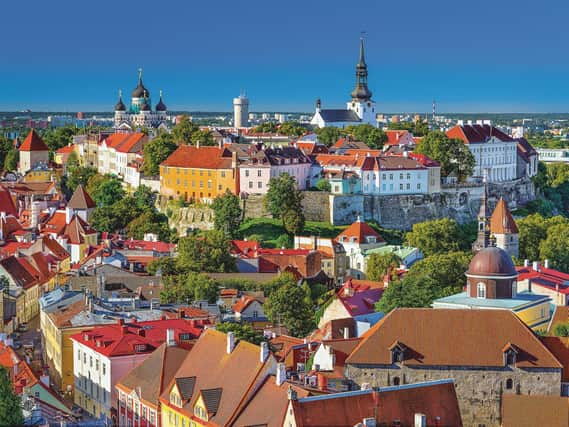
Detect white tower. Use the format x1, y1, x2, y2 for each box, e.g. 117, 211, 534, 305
233, 92, 250, 128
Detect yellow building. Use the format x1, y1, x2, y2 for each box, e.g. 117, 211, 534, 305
22, 169, 59, 183
433, 246, 551, 331
160, 145, 238, 203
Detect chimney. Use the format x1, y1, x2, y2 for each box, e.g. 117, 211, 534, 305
545, 259, 550, 269
276, 362, 286, 386
414, 414, 427, 427
227, 332, 235, 354
343, 327, 350, 339
260, 341, 269, 362
532, 261, 540, 272
166, 329, 176, 347
524, 259, 529, 267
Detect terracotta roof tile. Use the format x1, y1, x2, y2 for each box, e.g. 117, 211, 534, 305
501, 394, 569, 427
346, 308, 562, 368
540, 336, 569, 381
0, 186, 17, 216
67, 185, 96, 209
161, 145, 234, 169
232, 295, 261, 314
490, 197, 519, 234
19, 130, 48, 152
336, 220, 383, 244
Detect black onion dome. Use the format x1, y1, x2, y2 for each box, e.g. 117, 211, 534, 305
132, 68, 149, 98
140, 101, 151, 111
114, 91, 126, 111
156, 91, 167, 111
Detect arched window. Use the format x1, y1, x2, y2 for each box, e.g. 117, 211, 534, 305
506, 379, 513, 390
477, 282, 486, 299
393, 376, 400, 386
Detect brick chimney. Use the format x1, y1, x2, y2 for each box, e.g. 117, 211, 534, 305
227, 332, 235, 354
166, 329, 176, 347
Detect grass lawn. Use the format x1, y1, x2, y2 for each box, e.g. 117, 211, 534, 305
238, 218, 404, 247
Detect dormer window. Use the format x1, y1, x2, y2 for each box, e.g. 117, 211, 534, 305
367, 236, 376, 244
503, 344, 519, 367
389, 341, 407, 364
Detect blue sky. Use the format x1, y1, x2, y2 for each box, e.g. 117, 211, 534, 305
1, 0, 568, 112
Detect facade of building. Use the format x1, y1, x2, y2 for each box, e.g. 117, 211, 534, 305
160, 145, 238, 203
71, 318, 202, 423
114, 70, 168, 130
97, 132, 148, 178
517, 261, 569, 306
345, 308, 563, 427
311, 39, 377, 128
446, 125, 518, 182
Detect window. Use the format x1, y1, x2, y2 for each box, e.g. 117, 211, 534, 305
382, 174, 386, 180
102, 364, 106, 375
506, 378, 513, 390
399, 184, 403, 190
406, 173, 411, 180
393, 376, 400, 386
399, 173, 403, 180
389, 174, 393, 180
77, 349, 80, 361
245, 170, 250, 177
417, 183, 421, 190
258, 169, 262, 177
258, 181, 262, 189
406, 183, 410, 190
249, 181, 253, 189
221, 171, 226, 178
477, 282, 486, 299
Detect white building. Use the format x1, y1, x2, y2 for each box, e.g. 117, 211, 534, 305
311, 39, 377, 128
114, 69, 169, 131
97, 132, 147, 181
446, 125, 518, 182
233, 93, 249, 128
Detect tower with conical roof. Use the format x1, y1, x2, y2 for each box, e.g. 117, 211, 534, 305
490, 197, 519, 258
346, 37, 376, 126
472, 184, 491, 252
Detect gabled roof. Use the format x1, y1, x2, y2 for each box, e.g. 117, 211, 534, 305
317, 109, 361, 123
232, 295, 262, 314
67, 185, 96, 210
0, 185, 17, 216
19, 130, 48, 152
490, 197, 518, 234
160, 329, 273, 426
346, 308, 562, 369
540, 337, 569, 382
161, 145, 234, 169
336, 219, 384, 244
446, 124, 514, 144
201, 387, 223, 415
102, 132, 146, 154
332, 138, 370, 150
0, 256, 39, 289
63, 214, 96, 245
176, 376, 197, 401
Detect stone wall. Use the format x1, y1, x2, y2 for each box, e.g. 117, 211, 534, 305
331, 177, 535, 228
166, 206, 214, 236
242, 191, 331, 223
345, 364, 561, 427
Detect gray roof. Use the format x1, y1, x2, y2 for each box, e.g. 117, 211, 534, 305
176, 377, 196, 401
201, 388, 223, 415
318, 109, 361, 123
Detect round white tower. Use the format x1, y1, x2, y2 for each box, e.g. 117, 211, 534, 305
233, 92, 249, 128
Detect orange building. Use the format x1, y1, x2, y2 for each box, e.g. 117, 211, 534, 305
159, 145, 238, 203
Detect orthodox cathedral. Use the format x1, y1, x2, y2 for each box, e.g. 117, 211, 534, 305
311, 38, 378, 128
114, 69, 168, 130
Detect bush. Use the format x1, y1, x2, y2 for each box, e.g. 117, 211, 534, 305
275, 234, 293, 249
315, 179, 331, 192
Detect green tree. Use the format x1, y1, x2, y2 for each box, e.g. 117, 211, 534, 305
0, 365, 23, 426
406, 251, 472, 296
147, 257, 178, 276
66, 166, 97, 194
252, 122, 278, 133
132, 185, 156, 211
216, 322, 265, 345
264, 283, 315, 337
554, 323, 569, 337
375, 274, 436, 313
90, 206, 123, 232
315, 127, 344, 147
518, 214, 569, 261
177, 230, 236, 273
405, 218, 465, 257
211, 191, 242, 239
366, 253, 401, 281
191, 129, 215, 146
3, 149, 18, 172
275, 234, 292, 249
161, 272, 219, 304
415, 131, 475, 180
539, 222, 569, 272
141, 133, 177, 176
278, 121, 307, 137
172, 116, 199, 144
91, 176, 125, 207
126, 210, 170, 241
345, 124, 388, 149
66, 150, 79, 169
265, 173, 305, 235
0, 136, 12, 171
315, 179, 331, 192
42, 126, 79, 152
387, 120, 429, 137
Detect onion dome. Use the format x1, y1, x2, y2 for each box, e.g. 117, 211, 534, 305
155, 90, 167, 111
132, 68, 149, 98
140, 101, 151, 111
351, 38, 372, 102
466, 246, 517, 278
114, 90, 126, 111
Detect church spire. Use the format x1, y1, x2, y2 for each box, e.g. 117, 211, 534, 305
351, 36, 372, 102
473, 180, 491, 252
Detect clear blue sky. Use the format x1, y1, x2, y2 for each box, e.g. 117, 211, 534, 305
1, 0, 568, 113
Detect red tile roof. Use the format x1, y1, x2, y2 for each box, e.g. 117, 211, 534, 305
19, 130, 48, 152
63, 214, 96, 245
0, 186, 17, 216
516, 265, 569, 295
446, 124, 514, 144
232, 295, 261, 314
102, 132, 146, 153
0, 256, 40, 289
269, 335, 304, 362
336, 219, 384, 244
384, 129, 411, 145
56, 145, 75, 154
501, 394, 569, 427
161, 145, 234, 169
490, 197, 518, 234
70, 318, 203, 357
230, 240, 260, 257
337, 279, 384, 317
120, 238, 175, 253
42, 211, 67, 235
540, 336, 569, 382
290, 380, 462, 427
346, 308, 562, 368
